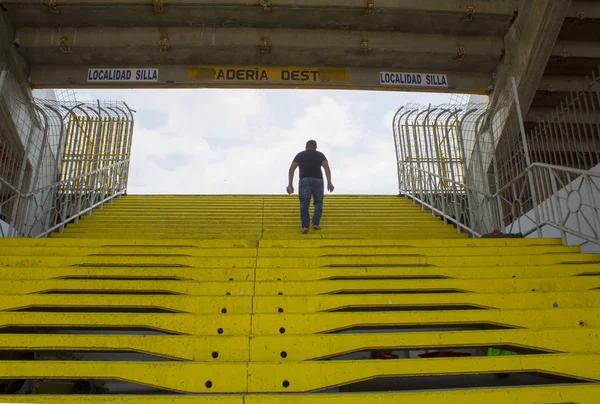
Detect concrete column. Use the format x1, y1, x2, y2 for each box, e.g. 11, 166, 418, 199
490, 0, 573, 115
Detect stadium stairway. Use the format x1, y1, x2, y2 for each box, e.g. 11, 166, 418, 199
0, 195, 599, 402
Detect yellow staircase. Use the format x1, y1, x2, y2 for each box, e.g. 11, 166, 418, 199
0, 195, 599, 402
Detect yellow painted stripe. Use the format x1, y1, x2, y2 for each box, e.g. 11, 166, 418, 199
254, 277, 600, 295
251, 308, 600, 334
0, 361, 247, 393
0, 294, 252, 313
258, 238, 564, 247
254, 264, 600, 280
0, 291, 596, 314
252, 291, 600, 312
0, 279, 254, 295
0, 334, 249, 361
0, 312, 251, 335
257, 253, 599, 267
0, 267, 255, 281
256, 245, 580, 257
0, 239, 256, 247
246, 354, 600, 392
0, 256, 256, 268
0, 246, 258, 257
250, 328, 600, 360
1, 245, 579, 258
1, 277, 597, 295
2, 264, 596, 281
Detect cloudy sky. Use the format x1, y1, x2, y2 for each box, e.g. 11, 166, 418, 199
68, 89, 454, 195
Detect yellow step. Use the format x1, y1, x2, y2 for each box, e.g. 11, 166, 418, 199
0, 194, 598, 400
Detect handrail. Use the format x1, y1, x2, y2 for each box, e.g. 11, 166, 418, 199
398, 159, 600, 247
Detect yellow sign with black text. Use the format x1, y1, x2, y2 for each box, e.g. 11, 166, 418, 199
188, 66, 349, 84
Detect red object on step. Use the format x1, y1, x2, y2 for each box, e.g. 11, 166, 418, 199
370, 352, 399, 359
418, 351, 472, 358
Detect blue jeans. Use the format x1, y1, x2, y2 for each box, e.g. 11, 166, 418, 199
298, 177, 324, 227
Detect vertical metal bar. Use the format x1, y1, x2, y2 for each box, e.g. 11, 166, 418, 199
398, 109, 415, 196
423, 107, 438, 216
549, 169, 567, 244
60, 104, 85, 230
546, 115, 562, 167
73, 106, 93, 223
567, 91, 586, 169
98, 105, 117, 201
557, 103, 574, 168
40, 104, 66, 235
488, 119, 505, 231
529, 119, 540, 165
402, 111, 415, 196
583, 69, 600, 166
122, 103, 136, 193
510, 182, 522, 235
536, 126, 547, 165
392, 107, 404, 195
559, 99, 578, 169
108, 114, 121, 196
413, 109, 428, 207
11, 101, 41, 237
472, 113, 490, 233
575, 81, 595, 169
459, 109, 480, 237
511, 76, 542, 237
414, 109, 427, 207
86, 103, 104, 213
444, 111, 462, 233
591, 68, 600, 165
584, 172, 600, 243
432, 110, 446, 222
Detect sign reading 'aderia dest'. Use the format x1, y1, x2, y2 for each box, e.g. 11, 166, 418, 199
87, 68, 159, 82
188, 66, 349, 84
380, 72, 448, 88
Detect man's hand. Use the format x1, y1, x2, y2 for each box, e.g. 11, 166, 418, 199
286, 185, 294, 195
327, 183, 335, 193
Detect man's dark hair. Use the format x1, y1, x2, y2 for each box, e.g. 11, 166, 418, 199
306, 140, 317, 149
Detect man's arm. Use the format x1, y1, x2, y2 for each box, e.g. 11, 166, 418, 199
322, 160, 334, 192
287, 161, 299, 194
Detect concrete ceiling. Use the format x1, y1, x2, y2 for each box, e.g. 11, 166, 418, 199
1, 0, 520, 94
1, 0, 599, 127
527, 1, 600, 131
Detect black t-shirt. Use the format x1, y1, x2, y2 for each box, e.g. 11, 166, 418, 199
293, 150, 327, 180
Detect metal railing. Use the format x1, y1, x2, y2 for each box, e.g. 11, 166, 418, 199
393, 70, 600, 250
0, 69, 135, 237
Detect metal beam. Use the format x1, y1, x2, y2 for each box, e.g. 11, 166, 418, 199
29, 66, 492, 93
538, 75, 594, 92
16, 27, 502, 55
553, 40, 600, 59
527, 106, 600, 125
568, 0, 600, 19
1, 0, 518, 15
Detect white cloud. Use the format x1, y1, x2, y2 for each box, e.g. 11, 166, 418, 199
69, 88, 451, 195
